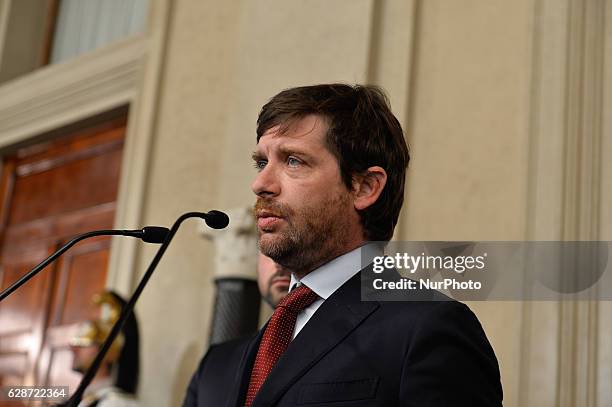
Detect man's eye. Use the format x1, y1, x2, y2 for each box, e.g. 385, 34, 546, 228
253, 160, 267, 170
287, 156, 301, 167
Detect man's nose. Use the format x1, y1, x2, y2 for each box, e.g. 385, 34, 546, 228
251, 163, 280, 197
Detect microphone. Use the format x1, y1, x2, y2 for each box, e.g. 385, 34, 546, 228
204, 210, 230, 229
65, 210, 229, 406
0, 226, 170, 302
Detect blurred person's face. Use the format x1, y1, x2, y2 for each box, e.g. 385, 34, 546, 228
251, 115, 363, 277
257, 253, 290, 307
71, 344, 100, 374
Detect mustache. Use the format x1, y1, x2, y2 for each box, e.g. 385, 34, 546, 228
253, 199, 293, 218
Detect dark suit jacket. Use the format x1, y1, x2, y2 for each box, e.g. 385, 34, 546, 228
183, 269, 503, 406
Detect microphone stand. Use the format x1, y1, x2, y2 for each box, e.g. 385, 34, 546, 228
62, 212, 227, 406
0, 227, 168, 303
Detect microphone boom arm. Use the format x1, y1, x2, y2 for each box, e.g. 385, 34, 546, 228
0, 228, 165, 302
64, 211, 226, 406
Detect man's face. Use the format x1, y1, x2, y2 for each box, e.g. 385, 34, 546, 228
70, 344, 99, 374
251, 115, 362, 275
257, 253, 290, 307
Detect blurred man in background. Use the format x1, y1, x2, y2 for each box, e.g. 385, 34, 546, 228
257, 252, 290, 308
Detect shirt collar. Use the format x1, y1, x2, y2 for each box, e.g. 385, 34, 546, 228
289, 243, 383, 300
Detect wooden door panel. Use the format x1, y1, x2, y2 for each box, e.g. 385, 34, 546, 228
39, 237, 110, 388
0, 353, 27, 386
13, 122, 124, 167
2, 203, 116, 255
55, 241, 109, 326
0, 116, 126, 393
0, 263, 51, 334
46, 347, 80, 390
7, 133, 123, 226
0, 249, 54, 398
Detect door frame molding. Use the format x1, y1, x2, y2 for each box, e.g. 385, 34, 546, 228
0, 0, 174, 297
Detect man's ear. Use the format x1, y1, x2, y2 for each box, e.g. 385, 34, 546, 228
352, 166, 387, 211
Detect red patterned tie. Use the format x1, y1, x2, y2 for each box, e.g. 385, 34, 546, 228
244, 284, 319, 406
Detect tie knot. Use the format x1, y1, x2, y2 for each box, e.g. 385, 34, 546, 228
276, 284, 318, 313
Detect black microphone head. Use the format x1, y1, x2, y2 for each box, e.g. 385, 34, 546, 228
204, 210, 230, 229
141, 226, 170, 243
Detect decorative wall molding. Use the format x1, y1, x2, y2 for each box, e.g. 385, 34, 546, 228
366, 0, 418, 241
105, 0, 174, 295
523, 0, 607, 406
0, 36, 146, 150
201, 206, 258, 281
0, 1, 10, 66
557, 1, 604, 406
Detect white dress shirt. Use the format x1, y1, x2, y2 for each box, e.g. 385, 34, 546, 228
288, 244, 383, 339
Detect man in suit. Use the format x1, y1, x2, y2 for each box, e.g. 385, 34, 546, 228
183, 84, 503, 406
183, 253, 289, 406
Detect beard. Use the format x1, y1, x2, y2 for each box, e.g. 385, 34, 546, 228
254, 191, 353, 276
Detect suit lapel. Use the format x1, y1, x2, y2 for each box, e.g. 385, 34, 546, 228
227, 330, 264, 407
252, 272, 379, 406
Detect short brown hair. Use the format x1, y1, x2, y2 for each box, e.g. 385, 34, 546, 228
256, 84, 410, 241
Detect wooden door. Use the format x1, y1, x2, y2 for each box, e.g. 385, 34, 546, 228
0, 118, 126, 403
